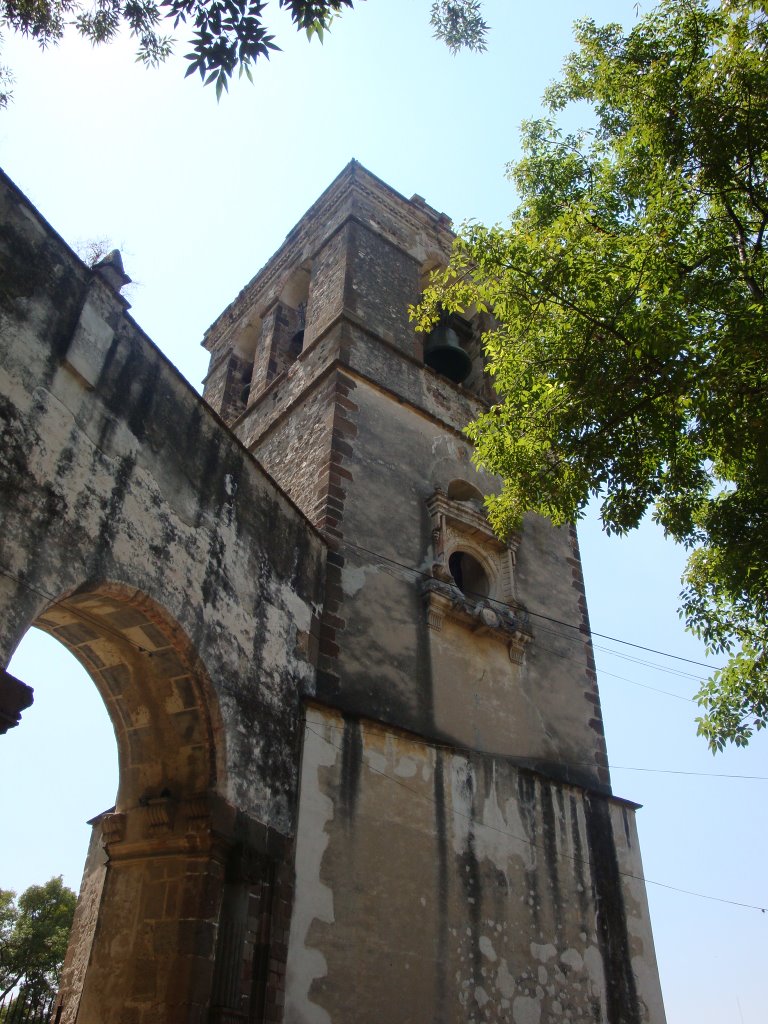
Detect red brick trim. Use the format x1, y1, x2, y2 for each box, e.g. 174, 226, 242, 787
316, 372, 359, 690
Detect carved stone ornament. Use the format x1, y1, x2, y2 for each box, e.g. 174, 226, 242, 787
0, 669, 33, 735
145, 795, 175, 831
423, 488, 532, 662
100, 812, 127, 845
185, 793, 211, 823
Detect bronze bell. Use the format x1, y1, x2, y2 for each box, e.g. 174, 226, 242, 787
424, 318, 473, 384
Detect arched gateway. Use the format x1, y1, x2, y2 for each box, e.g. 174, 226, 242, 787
18, 584, 225, 1022
1, 165, 667, 1024
0, 170, 325, 1023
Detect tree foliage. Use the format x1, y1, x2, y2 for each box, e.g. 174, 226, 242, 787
0, 878, 76, 1005
416, 0, 768, 751
0, 0, 488, 98
0, 40, 11, 109
430, 0, 487, 55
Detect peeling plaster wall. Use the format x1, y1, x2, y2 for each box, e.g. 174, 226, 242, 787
316, 379, 608, 788
213, 164, 609, 793
286, 706, 665, 1024
0, 170, 325, 830
0, 170, 330, 1021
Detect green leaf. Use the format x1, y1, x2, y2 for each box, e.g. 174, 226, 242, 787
417, 0, 768, 752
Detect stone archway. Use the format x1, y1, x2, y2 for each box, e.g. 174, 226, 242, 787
1, 174, 328, 1024
13, 582, 227, 1024
33, 582, 223, 811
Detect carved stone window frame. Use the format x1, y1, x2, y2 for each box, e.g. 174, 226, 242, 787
423, 488, 532, 663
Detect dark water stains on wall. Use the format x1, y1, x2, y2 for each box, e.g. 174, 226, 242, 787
516, 771, 541, 933
584, 794, 641, 1024
540, 784, 563, 916
433, 749, 449, 1024
97, 454, 137, 552
339, 714, 362, 826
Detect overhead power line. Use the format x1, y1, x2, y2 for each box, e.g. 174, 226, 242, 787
339, 538, 721, 672
305, 721, 767, 914
0, 547, 706, 706
0, 565, 154, 657
4, 564, 765, 783
1, 534, 719, 679
539, 630, 698, 702
603, 764, 768, 781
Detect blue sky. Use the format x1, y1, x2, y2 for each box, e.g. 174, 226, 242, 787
1, 2, 766, 1021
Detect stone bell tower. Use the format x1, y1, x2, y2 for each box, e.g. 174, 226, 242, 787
202, 161, 666, 1024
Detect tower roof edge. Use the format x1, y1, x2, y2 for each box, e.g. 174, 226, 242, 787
202, 164, 454, 350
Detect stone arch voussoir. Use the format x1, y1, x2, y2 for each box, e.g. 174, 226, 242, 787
29, 579, 225, 812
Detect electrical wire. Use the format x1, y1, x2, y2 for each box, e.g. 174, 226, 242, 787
339, 537, 721, 672
0, 563, 694, 715
2, 530, 717, 685
337, 538, 722, 712
529, 619, 699, 697
304, 721, 767, 913
597, 764, 768, 781
590, 642, 704, 681
0, 565, 154, 657
590, 666, 694, 702
2, 543, 705, 702
528, 628, 696, 702
3, 561, 766, 785
520, 610, 704, 682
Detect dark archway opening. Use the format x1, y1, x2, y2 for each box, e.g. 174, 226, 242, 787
449, 551, 490, 599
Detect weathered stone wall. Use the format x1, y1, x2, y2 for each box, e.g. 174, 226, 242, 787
304, 228, 349, 349
0, 170, 325, 827
202, 161, 455, 426
0, 158, 665, 1024
287, 705, 666, 1024
213, 162, 609, 791
0, 169, 327, 1023
250, 370, 338, 525
199, 161, 664, 1024
342, 218, 422, 355
57, 818, 108, 1021
309, 377, 609, 788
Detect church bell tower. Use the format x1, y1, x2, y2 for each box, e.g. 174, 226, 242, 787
202, 161, 666, 1024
